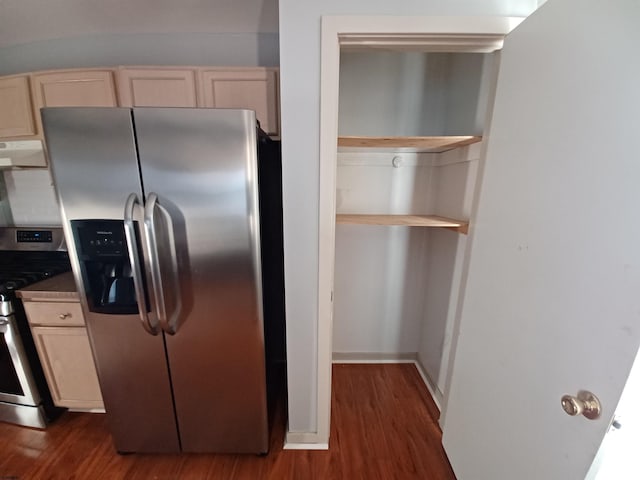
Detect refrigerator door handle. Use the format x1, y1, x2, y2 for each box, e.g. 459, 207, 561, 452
144, 192, 182, 335
124, 193, 159, 335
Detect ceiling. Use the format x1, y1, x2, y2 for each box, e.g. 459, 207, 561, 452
0, 0, 279, 49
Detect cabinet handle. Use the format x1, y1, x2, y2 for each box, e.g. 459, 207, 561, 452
58, 313, 71, 319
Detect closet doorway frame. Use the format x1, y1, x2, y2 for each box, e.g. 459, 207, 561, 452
312, 15, 521, 447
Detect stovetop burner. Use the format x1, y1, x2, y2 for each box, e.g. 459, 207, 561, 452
0, 253, 70, 299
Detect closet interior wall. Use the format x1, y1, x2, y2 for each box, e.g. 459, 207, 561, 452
333, 49, 494, 406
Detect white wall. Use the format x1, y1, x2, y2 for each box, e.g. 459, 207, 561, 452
333, 153, 434, 356
339, 51, 492, 137
444, 53, 496, 135
0, 0, 280, 74
2, 170, 61, 225
279, 0, 540, 434
0, 33, 279, 76
333, 226, 429, 355
418, 146, 480, 400
338, 52, 448, 136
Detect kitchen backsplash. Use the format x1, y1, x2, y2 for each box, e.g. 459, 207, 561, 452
2, 170, 62, 226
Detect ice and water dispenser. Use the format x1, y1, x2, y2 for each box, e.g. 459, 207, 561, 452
72, 220, 145, 315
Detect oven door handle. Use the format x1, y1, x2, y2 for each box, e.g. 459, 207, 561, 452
144, 193, 182, 335
124, 193, 159, 335
0, 315, 42, 406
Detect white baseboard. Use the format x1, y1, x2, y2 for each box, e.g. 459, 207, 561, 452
332, 352, 417, 363
413, 358, 443, 412
284, 431, 329, 450
283, 441, 329, 450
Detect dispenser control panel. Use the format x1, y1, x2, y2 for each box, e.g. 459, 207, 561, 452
73, 220, 127, 258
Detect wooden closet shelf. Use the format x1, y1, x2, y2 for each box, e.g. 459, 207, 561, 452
337, 135, 481, 152
336, 214, 469, 234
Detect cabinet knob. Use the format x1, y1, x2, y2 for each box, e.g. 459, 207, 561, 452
59, 313, 71, 319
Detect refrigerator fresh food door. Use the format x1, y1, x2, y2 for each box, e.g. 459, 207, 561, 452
134, 108, 269, 453
42, 107, 180, 453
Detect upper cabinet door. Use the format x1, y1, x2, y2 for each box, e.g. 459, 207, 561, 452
199, 68, 279, 136
117, 68, 198, 107
442, 1, 640, 479
31, 70, 117, 135
0, 76, 36, 138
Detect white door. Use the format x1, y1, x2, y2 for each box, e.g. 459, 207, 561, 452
441, 0, 640, 478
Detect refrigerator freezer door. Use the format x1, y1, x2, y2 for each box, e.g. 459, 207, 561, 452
134, 108, 268, 453
42, 107, 180, 453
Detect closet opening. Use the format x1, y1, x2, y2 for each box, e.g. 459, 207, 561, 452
313, 16, 522, 446
333, 47, 492, 406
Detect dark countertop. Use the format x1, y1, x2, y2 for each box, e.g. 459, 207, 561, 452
17, 271, 80, 301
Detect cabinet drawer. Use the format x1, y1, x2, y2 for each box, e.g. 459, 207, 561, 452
24, 301, 85, 327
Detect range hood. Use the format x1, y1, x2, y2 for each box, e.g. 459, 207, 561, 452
0, 140, 47, 168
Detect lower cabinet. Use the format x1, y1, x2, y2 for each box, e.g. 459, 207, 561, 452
24, 300, 104, 410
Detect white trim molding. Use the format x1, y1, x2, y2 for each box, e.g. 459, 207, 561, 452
313, 15, 522, 450
332, 352, 417, 363
340, 33, 506, 52
284, 431, 329, 450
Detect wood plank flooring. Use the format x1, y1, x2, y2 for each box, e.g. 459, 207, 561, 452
0, 364, 455, 479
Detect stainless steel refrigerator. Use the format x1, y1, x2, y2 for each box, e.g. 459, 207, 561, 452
42, 107, 277, 454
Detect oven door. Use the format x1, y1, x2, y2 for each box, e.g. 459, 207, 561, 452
0, 314, 42, 406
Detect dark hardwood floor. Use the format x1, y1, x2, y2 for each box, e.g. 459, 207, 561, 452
0, 364, 455, 479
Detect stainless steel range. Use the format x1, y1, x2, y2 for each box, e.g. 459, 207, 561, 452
0, 227, 70, 428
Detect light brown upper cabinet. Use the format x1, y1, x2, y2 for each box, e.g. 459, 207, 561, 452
199, 68, 279, 137
0, 66, 280, 141
117, 67, 198, 107
0, 75, 36, 139
31, 69, 118, 135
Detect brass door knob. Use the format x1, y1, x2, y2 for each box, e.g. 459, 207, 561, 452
561, 390, 601, 420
